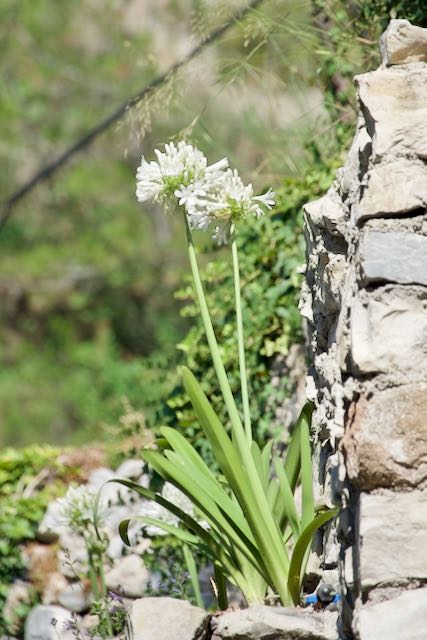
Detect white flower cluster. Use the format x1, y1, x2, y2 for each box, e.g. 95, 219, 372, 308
55, 485, 105, 533
136, 141, 275, 244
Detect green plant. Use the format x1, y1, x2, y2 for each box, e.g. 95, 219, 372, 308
163, 159, 340, 454
0, 446, 65, 636
97, 142, 338, 607
57, 485, 114, 636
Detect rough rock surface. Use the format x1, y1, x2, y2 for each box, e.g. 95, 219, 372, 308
25, 605, 75, 640
359, 490, 427, 588
211, 606, 338, 640
349, 288, 427, 376
301, 18, 427, 640
381, 19, 427, 66
342, 385, 427, 489
105, 553, 150, 598
354, 588, 427, 640
355, 66, 427, 160
359, 230, 427, 286
127, 597, 210, 640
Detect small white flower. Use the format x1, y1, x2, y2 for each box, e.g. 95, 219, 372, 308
185, 169, 275, 245
136, 141, 227, 205
55, 485, 105, 533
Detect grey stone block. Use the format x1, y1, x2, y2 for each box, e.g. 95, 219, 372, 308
359, 490, 427, 588
354, 588, 427, 639
355, 67, 427, 160
127, 597, 210, 640
360, 231, 427, 286
381, 19, 427, 66
350, 290, 427, 375
356, 159, 427, 222
211, 606, 338, 640
25, 606, 76, 640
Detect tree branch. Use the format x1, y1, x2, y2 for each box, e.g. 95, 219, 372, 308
0, 0, 265, 232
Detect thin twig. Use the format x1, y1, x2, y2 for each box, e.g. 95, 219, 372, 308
0, 0, 265, 232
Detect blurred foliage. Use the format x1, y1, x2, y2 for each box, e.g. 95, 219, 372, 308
1, 0, 424, 448
0, 446, 66, 635
0, 0, 323, 447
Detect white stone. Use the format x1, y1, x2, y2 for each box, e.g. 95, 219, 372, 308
115, 459, 146, 480
340, 121, 371, 197
127, 597, 209, 640
356, 159, 427, 222
105, 554, 149, 598
359, 490, 427, 588
37, 501, 67, 543
350, 291, 427, 375
356, 66, 427, 160
3, 581, 32, 631
211, 606, 338, 640
57, 582, 92, 614
360, 231, 427, 286
24, 605, 76, 640
381, 19, 427, 66
354, 588, 427, 640
304, 189, 346, 237
58, 532, 88, 578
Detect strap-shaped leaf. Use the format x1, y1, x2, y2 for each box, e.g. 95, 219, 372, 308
288, 508, 339, 605
183, 366, 291, 604
273, 458, 300, 539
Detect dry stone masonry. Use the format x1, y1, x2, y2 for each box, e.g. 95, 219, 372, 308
300, 19, 427, 640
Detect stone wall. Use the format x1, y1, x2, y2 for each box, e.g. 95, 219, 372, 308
300, 19, 427, 640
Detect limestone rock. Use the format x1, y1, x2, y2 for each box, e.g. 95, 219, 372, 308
127, 597, 209, 640
3, 581, 32, 633
211, 606, 338, 640
340, 121, 371, 197
356, 159, 427, 222
350, 289, 427, 376
105, 554, 149, 598
360, 230, 427, 286
356, 66, 427, 160
57, 581, 92, 613
58, 532, 88, 577
37, 501, 67, 543
342, 385, 427, 489
24, 605, 76, 640
115, 459, 146, 481
380, 19, 427, 66
354, 588, 427, 639
359, 490, 427, 588
304, 189, 347, 237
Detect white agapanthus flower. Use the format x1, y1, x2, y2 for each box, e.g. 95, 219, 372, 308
136, 141, 228, 205
135, 140, 275, 245
185, 169, 275, 245
55, 485, 106, 533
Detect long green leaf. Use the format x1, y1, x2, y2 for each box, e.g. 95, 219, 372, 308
273, 458, 300, 539
288, 508, 339, 605
183, 367, 291, 603
183, 544, 204, 608
300, 410, 315, 531
284, 402, 314, 491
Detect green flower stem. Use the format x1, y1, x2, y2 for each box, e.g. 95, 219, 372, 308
230, 223, 251, 441
184, 214, 245, 442
183, 543, 204, 608
98, 557, 114, 637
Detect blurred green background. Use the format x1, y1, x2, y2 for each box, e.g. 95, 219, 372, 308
1, 0, 425, 447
